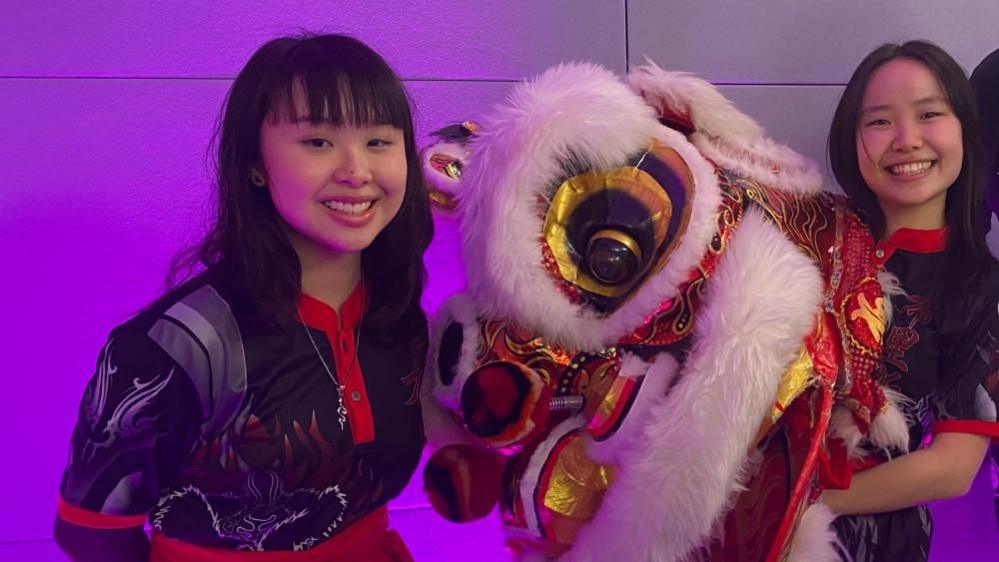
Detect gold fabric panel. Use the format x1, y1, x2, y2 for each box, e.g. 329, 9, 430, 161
542, 435, 615, 520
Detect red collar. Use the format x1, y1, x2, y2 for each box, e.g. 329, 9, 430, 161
297, 280, 367, 332
875, 227, 947, 264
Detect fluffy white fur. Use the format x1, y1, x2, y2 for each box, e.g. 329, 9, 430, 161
867, 271, 911, 453
876, 268, 905, 327
869, 387, 914, 454
587, 353, 681, 464
785, 502, 841, 562
427, 294, 483, 408
626, 62, 823, 195
827, 386, 912, 460
422, 293, 484, 446
827, 406, 864, 459
459, 63, 722, 352
564, 209, 824, 561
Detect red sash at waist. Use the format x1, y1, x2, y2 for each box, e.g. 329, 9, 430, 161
150, 507, 412, 562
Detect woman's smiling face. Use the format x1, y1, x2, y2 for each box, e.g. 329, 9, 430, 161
856, 57, 963, 220
257, 86, 407, 260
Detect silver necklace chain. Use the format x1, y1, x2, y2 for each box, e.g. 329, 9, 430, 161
299, 313, 358, 431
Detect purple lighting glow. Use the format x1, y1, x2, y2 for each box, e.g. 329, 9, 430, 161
1, 1, 995, 560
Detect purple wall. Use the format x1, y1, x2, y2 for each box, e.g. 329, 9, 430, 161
1, 1, 994, 559
0, 3, 624, 558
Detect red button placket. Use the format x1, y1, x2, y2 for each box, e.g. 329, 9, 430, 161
327, 326, 375, 444
299, 288, 376, 446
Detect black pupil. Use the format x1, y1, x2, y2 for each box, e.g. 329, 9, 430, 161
587, 237, 638, 284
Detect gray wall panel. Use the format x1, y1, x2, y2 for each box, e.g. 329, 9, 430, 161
1, 0, 625, 79
628, 0, 999, 82
717, 84, 845, 185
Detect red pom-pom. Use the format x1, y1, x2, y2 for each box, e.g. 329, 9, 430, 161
423, 445, 505, 522
460, 361, 552, 447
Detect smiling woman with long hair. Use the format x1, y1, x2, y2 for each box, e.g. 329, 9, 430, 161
54, 34, 433, 562
823, 40, 999, 561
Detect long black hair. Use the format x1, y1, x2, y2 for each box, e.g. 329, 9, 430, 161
970, 48, 999, 224
173, 34, 433, 350
828, 40, 993, 345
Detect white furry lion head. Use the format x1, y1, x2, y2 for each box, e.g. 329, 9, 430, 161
439, 62, 817, 351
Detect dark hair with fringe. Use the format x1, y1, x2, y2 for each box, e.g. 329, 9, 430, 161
828, 39, 994, 346
172, 33, 432, 353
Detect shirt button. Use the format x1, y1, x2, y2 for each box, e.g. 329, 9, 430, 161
875, 248, 885, 259
350, 390, 362, 402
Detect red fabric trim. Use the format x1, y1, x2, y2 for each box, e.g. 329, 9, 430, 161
765, 386, 832, 562
933, 419, 999, 440
586, 377, 638, 440
875, 227, 948, 264
816, 434, 853, 489
56, 497, 146, 529
297, 282, 375, 444
298, 281, 366, 331
151, 507, 412, 562
847, 420, 999, 471
534, 432, 577, 541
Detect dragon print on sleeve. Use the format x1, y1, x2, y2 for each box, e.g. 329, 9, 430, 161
60, 330, 203, 518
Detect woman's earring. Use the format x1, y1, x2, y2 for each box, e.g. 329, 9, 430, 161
249, 169, 267, 187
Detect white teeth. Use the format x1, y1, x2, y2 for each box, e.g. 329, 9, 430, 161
888, 161, 933, 176
323, 200, 373, 215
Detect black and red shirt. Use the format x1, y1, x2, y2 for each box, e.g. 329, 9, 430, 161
834, 228, 999, 562
873, 228, 999, 451
58, 271, 426, 552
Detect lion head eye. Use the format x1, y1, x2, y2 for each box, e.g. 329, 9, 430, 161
540, 141, 694, 313
585, 229, 642, 285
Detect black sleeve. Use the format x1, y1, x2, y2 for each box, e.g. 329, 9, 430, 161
931, 295, 999, 435
58, 329, 203, 518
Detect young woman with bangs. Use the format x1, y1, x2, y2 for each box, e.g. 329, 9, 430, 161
55, 34, 433, 562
